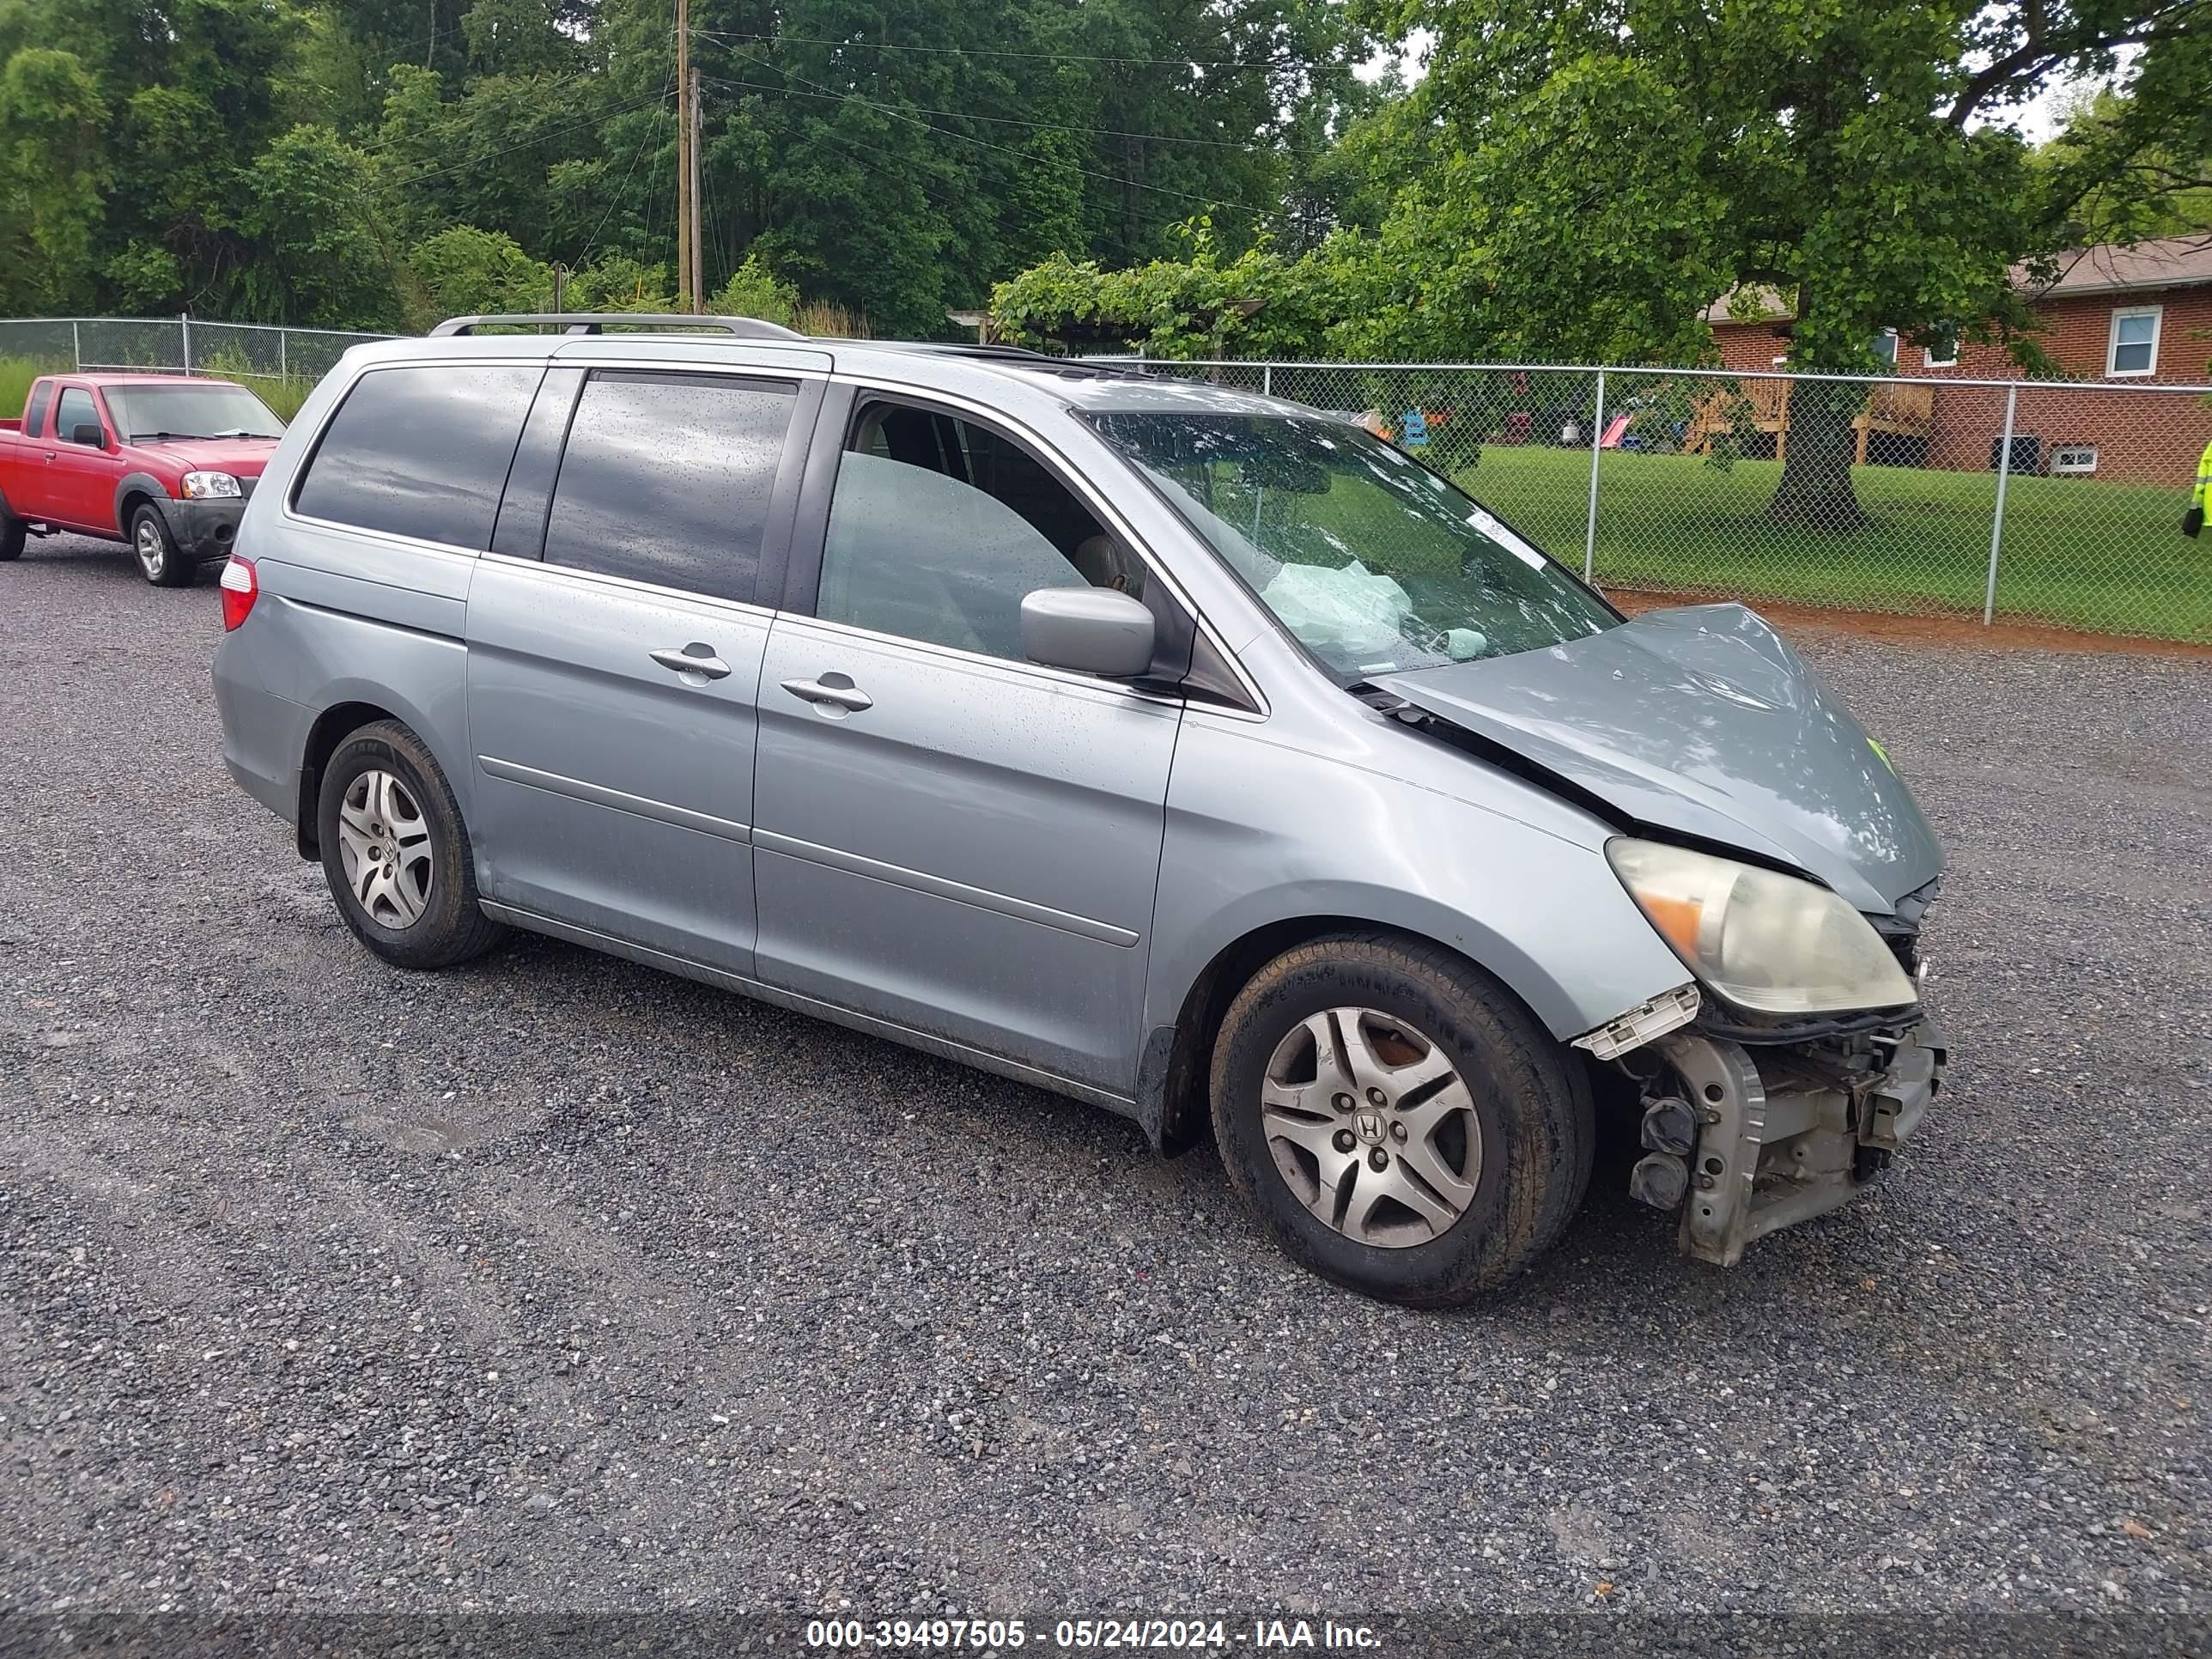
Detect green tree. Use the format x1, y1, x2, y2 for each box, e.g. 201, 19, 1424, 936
0, 48, 106, 308
1362, 0, 2212, 527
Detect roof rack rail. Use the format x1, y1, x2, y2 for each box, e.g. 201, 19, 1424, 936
428, 313, 807, 340
926, 343, 1154, 380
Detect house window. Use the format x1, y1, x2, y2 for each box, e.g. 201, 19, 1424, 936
1872, 330, 1899, 368
2051, 444, 2099, 475
1924, 328, 1959, 368
2107, 306, 2160, 377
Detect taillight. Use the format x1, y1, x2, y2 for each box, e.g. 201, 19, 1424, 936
220, 556, 258, 631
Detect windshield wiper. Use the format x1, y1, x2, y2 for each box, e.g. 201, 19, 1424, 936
209, 427, 277, 439
130, 431, 212, 442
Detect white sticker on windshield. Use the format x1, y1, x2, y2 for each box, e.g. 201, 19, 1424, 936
1467, 507, 1547, 570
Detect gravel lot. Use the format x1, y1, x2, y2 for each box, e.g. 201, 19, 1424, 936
2, 534, 2207, 1629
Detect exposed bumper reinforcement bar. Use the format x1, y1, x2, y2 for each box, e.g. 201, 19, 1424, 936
1655, 1020, 1947, 1267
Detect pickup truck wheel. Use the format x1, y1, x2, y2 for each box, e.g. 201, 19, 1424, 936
131, 503, 193, 587
1209, 934, 1594, 1308
316, 720, 507, 970
0, 507, 22, 561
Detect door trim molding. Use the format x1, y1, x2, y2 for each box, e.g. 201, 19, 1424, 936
753, 832, 1140, 947
477, 901, 1138, 1116
477, 754, 753, 843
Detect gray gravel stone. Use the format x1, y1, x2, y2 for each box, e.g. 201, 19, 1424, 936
0, 535, 2206, 1619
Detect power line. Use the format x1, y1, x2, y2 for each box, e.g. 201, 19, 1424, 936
690, 27, 1301, 72
708, 73, 1301, 154
376, 88, 672, 194
708, 52, 1273, 218
348, 66, 617, 158
573, 76, 672, 271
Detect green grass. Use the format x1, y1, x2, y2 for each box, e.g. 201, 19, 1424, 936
0, 354, 68, 420
1451, 446, 2207, 641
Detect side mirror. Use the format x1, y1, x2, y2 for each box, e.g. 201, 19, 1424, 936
70, 422, 105, 448
1020, 586, 1156, 679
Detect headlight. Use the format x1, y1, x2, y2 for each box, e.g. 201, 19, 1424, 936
181, 471, 242, 499
1607, 838, 1917, 1015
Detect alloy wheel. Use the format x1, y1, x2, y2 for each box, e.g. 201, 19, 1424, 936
134, 517, 167, 580
336, 769, 435, 930
1261, 1007, 1482, 1249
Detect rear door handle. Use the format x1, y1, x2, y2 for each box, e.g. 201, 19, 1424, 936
650, 644, 732, 680
780, 676, 873, 713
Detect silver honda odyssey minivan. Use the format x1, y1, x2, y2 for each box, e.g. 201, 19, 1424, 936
213, 314, 1945, 1306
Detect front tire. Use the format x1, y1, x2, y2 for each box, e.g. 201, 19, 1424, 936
1209, 933, 1594, 1308
316, 720, 507, 970
131, 503, 193, 587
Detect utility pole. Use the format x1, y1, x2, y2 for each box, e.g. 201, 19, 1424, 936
675, 0, 691, 313
687, 67, 704, 311
427, 0, 435, 70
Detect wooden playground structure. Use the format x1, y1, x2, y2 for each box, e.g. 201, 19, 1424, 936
1684, 379, 1936, 465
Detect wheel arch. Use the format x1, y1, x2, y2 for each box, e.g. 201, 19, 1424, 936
1135, 906, 1568, 1156
294, 699, 410, 860
113, 472, 173, 539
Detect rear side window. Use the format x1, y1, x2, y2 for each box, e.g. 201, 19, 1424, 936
24, 382, 52, 438
541, 371, 796, 602
55, 387, 100, 445
293, 365, 541, 549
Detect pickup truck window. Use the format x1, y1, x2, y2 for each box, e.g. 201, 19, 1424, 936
293, 365, 540, 550
105, 383, 283, 442
24, 382, 52, 439
55, 387, 101, 446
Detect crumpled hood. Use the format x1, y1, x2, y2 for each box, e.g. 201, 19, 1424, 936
1373, 603, 1942, 914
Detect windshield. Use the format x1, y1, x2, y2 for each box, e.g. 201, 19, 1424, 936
106, 383, 284, 441
1089, 410, 1618, 681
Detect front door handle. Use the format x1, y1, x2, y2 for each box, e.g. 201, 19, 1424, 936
780, 676, 873, 714
650, 643, 732, 680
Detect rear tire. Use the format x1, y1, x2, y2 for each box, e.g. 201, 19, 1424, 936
316, 720, 507, 970
0, 506, 23, 561
131, 502, 193, 587
1209, 933, 1594, 1308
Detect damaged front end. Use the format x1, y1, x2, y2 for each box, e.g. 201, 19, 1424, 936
1637, 1017, 1946, 1267
1577, 878, 1947, 1266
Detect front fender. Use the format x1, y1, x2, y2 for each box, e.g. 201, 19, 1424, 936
1147, 714, 1690, 1043
112, 470, 174, 534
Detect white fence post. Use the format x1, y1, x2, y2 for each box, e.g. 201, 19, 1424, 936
1583, 368, 1606, 581
279, 329, 288, 381
179, 313, 191, 374
70, 320, 81, 370
1261, 363, 1272, 398
1984, 384, 2018, 625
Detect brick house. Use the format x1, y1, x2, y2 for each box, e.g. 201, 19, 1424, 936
1702, 234, 2212, 484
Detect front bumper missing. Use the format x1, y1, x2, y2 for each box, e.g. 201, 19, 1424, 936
1651, 1020, 1947, 1267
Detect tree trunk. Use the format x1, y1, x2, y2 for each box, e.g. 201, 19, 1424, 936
1764, 280, 1869, 532
1765, 374, 1869, 532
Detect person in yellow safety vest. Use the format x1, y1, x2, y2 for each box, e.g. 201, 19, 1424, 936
2188, 435, 2212, 538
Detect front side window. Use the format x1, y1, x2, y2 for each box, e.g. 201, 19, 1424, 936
106, 382, 283, 441
541, 371, 797, 602
1090, 411, 1618, 682
816, 401, 1146, 661
55, 387, 100, 445
2108, 307, 2160, 376
294, 365, 542, 548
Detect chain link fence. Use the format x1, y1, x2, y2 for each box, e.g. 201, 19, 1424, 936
1125, 361, 2212, 643
3, 320, 2203, 641
0, 317, 396, 420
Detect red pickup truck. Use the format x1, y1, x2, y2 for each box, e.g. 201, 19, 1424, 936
0, 373, 286, 586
